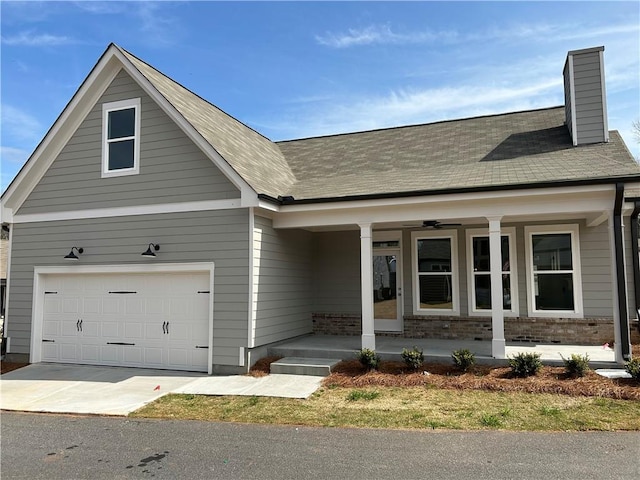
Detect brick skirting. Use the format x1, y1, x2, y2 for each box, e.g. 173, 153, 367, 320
312, 313, 640, 345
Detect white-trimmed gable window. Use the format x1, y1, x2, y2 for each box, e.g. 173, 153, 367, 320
524, 224, 583, 318
466, 227, 518, 316
411, 230, 459, 315
102, 98, 140, 178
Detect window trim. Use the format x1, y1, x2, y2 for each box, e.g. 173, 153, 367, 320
465, 227, 519, 317
411, 229, 459, 316
524, 224, 583, 318
101, 98, 141, 178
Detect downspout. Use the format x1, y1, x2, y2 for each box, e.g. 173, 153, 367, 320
613, 183, 631, 360
630, 199, 640, 335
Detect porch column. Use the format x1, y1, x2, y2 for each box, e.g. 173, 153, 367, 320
488, 216, 506, 358
359, 222, 376, 350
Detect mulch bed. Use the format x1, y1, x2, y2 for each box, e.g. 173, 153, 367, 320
1, 361, 29, 375
324, 360, 640, 400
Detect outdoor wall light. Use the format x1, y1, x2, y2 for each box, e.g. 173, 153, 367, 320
141, 243, 160, 257
64, 247, 84, 260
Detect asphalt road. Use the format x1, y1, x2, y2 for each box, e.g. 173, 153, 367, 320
1, 412, 638, 479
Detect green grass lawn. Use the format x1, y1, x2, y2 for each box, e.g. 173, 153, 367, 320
131, 386, 640, 431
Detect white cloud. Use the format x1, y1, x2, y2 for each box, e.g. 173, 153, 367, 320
316, 24, 456, 48
316, 21, 639, 49
0, 146, 31, 164
1, 31, 75, 46
262, 78, 563, 140
1, 105, 43, 142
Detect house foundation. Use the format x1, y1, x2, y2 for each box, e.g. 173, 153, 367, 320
312, 313, 639, 346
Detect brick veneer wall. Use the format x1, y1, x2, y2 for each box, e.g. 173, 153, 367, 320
312, 313, 640, 345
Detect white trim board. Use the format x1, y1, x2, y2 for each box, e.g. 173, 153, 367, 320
12, 199, 242, 224
30, 262, 215, 374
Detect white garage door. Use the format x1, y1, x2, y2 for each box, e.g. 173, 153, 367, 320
40, 272, 210, 372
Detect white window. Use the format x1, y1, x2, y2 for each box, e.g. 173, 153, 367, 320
102, 98, 141, 178
524, 224, 583, 318
411, 230, 459, 315
466, 227, 518, 316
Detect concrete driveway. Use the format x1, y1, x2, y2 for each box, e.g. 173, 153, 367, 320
0, 363, 323, 416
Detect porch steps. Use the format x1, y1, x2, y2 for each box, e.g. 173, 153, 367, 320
270, 357, 342, 377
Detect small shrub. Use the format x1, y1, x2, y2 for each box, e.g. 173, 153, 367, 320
452, 349, 476, 372
346, 389, 380, 401
625, 357, 640, 380
561, 353, 590, 377
508, 352, 542, 377
357, 348, 380, 370
401, 346, 424, 370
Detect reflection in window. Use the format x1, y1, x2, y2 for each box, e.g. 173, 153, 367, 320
471, 236, 511, 310
532, 233, 574, 310
417, 238, 453, 309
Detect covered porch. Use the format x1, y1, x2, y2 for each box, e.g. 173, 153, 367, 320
267, 183, 633, 365
267, 334, 617, 367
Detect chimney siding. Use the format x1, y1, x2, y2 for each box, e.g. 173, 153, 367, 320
563, 46, 608, 146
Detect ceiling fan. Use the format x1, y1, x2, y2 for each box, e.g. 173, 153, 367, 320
420, 220, 462, 229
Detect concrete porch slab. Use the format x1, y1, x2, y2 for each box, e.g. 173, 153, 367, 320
268, 335, 618, 366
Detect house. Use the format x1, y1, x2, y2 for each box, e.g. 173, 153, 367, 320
1, 44, 639, 374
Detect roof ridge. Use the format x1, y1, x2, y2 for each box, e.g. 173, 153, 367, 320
116, 45, 276, 144
276, 105, 565, 144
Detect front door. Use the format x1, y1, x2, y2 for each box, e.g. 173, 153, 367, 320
373, 248, 402, 332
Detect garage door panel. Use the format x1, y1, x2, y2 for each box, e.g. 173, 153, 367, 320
62, 298, 80, 314
44, 296, 62, 314
123, 346, 143, 365
125, 297, 144, 315
101, 345, 120, 363
80, 320, 100, 338
60, 320, 80, 338
102, 298, 121, 315
144, 348, 164, 367
80, 345, 100, 362
101, 321, 121, 338
40, 271, 210, 372
83, 297, 102, 314
59, 343, 79, 362
145, 298, 165, 316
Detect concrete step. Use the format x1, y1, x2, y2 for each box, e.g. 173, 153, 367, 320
270, 357, 342, 377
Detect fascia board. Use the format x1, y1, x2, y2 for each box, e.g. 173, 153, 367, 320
272, 185, 616, 229
111, 49, 257, 204
275, 184, 616, 214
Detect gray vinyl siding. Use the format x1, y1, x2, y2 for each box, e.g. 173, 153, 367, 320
252, 216, 312, 345
311, 230, 361, 314
18, 69, 239, 215
5, 209, 249, 367
571, 51, 606, 145
579, 220, 613, 317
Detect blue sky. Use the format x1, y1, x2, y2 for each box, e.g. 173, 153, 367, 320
1, 1, 639, 192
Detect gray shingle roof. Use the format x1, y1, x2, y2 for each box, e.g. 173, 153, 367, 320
119, 47, 295, 198
277, 107, 640, 200
119, 45, 640, 202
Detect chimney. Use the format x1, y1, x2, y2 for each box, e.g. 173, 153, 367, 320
563, 46, 608, 146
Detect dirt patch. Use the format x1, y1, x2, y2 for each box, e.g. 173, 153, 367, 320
324, 360, 639, 400
1, 361, 29, 375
